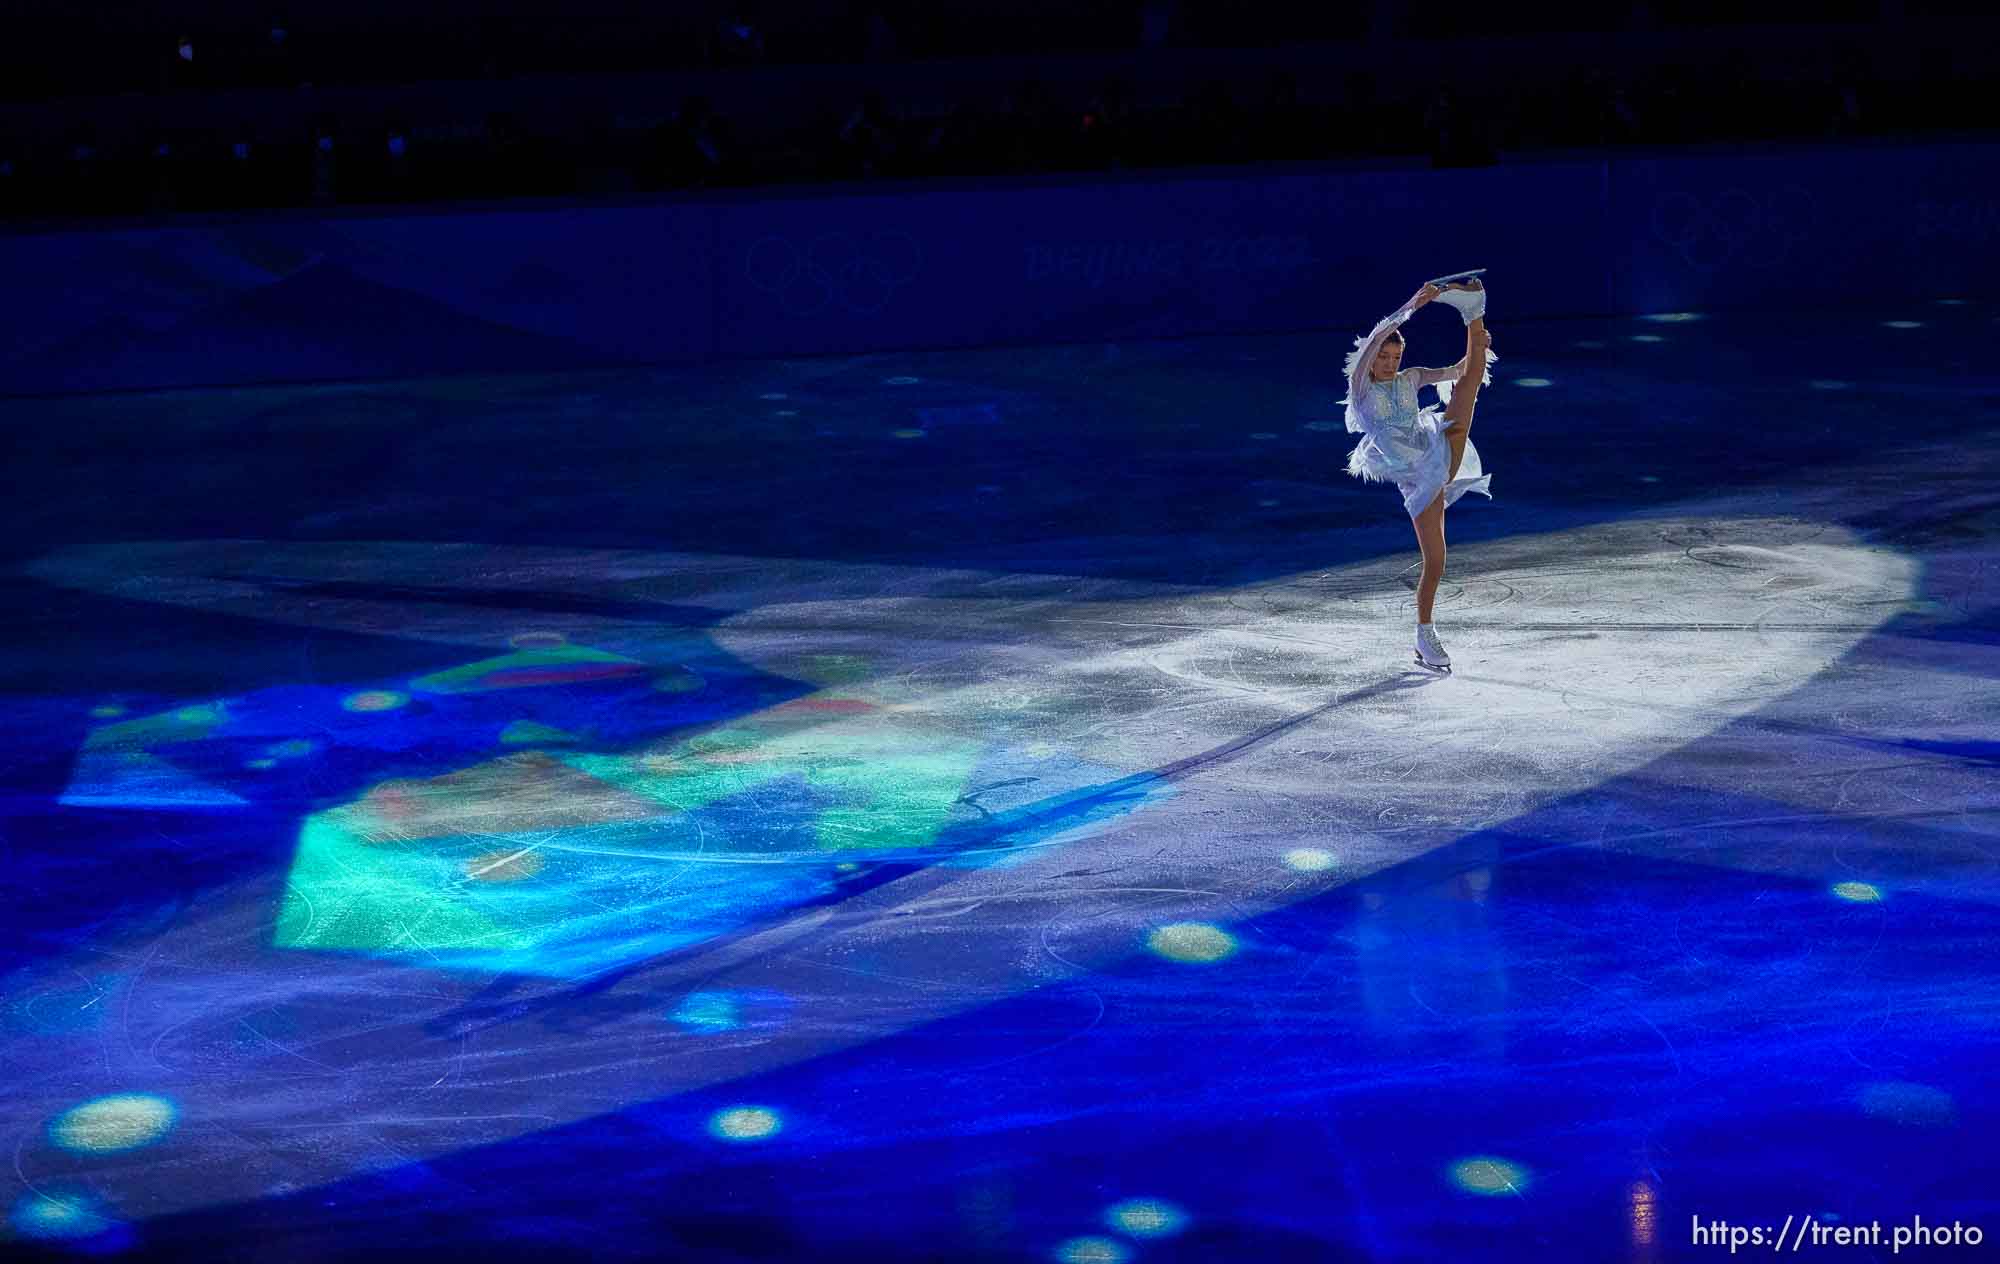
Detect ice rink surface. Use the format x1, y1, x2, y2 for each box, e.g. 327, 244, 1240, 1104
1, 300, 1995, 1261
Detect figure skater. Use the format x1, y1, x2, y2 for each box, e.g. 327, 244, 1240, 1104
1342, 276, 1494, 673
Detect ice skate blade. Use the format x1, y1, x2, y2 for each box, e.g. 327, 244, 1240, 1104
1424, 268, 1486, 287
1413, 655, 1452, 675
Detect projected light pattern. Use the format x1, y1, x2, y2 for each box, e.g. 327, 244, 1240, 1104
57, 628, 815, 824
9, 1190, 121, 1242
1145, 922, 1236, 964
1282, 847, 1337, 872
52, 610, 1170, 981
1853, 1082, 1956, 1127
342, 689, 408, 712
669, 990, 791, 1033
49, 1094, 177, 1155
413, 644, 649, 693
1450, 1156, 1530, 1195
709, 1106, 783, 1141
274, 708, 1164, 977
1054, 1237, 1129, 1263
1103, 1198, 1188, 1238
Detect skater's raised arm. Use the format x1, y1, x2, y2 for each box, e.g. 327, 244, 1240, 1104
1342, 284, 1440, 432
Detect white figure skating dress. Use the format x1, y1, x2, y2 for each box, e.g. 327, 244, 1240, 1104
1342, 299, 1497, 518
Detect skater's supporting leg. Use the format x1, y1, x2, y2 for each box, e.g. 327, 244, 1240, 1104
1442, 321, 1490, 482
1411, 493, 1447, 623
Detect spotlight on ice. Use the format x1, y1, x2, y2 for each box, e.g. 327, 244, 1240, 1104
1639, 312, 1704, 322
1882, 321, 1925, 329
49, 1093, 177, 1154
1054, 1237, 1129, 1263
10, 1191, 116, 1240
342, 690, 408, 713
708, 1106, 783, 1141
1449, 1156, 1530, 1195
1831, 881, 1883, 903
1104, 1198, 1189, 1238
1513, 378, 1553, 388
1146, 922, 1237, 964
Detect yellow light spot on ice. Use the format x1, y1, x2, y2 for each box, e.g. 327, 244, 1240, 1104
1630, 1181, 1658, 1246
1514, 378, 1553, 388
1283, 848, 1337, 872
893, 428, 927, 439
1146, 922, 1237, 964
1831, 881, 1882, 903
90, 704, 127, 719
49, 1094, 176, 1154
709, 1106, 782, 1141
1882, 320, 1925, 329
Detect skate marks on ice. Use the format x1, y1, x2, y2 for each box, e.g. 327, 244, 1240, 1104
7, 513, 1916, 1222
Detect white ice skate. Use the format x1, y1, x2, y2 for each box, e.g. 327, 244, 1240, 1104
1414, 624, 1452, 673
1432, 278, 1486, 327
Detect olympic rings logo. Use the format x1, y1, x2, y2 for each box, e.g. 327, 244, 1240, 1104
1650, 185, 1819, 273
743, 231, 923, 317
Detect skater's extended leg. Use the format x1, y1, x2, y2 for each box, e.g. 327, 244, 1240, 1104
1411, 493, 1446, 624
1443, 319, 1490, 482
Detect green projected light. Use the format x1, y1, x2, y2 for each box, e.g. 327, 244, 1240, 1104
274, 707, 996, 977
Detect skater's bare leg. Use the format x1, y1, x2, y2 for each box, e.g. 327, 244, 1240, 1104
1443, 317, 1490, 482
1412, 492, 1447, 623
